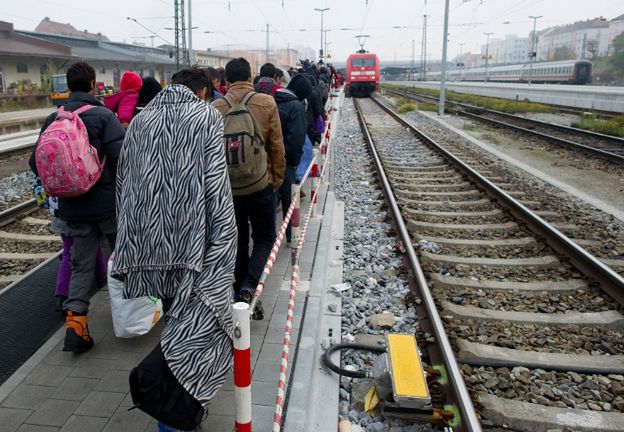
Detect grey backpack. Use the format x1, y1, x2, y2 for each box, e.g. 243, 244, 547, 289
222, 92, 269, 196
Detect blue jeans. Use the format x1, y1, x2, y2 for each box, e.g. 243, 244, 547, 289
278, 166, 296, 243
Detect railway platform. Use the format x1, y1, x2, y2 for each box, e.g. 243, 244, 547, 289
0, 94, 345, 432
0, 181, 343, 432
389, 81, 624, 113
0, 108, 54, 135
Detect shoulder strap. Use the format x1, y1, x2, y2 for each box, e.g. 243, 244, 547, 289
222, 95, 232, 109
72, 104, 97, 116
224, 91, 256, 109
241, 91, 256, 106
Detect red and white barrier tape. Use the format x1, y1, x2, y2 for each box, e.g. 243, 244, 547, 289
235, 89, 339, 432
272, 101, 336, 431
272, 172, 321, 431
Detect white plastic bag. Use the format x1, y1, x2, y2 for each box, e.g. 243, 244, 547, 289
107, 257, 163, 338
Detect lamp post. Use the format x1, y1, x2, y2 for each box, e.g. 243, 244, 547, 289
438, 0, 450, 116
528, 15, 542, 86
484, 32, 493, 83
457, 42, 465, 80
314, 8, 330, 61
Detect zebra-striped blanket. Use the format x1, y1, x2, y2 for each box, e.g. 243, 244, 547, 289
112, 84, 237, 408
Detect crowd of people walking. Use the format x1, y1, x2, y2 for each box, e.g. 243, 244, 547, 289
29, 57, 337, 431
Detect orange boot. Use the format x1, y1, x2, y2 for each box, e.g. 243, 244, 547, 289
63, 311, 94, 353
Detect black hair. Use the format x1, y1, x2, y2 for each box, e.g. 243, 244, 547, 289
171, 68, 211, 94
66, 62, 96, 92
225, 58, 251, 83
206, 67, 221, 82
259, 63, 276, 78
275, 68, 284, 79
138, 77, 162, 105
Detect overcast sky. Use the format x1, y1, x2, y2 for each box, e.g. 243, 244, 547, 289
3, 0, 623, 63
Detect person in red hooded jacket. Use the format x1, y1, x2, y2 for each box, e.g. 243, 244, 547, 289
104, 71, 143, 128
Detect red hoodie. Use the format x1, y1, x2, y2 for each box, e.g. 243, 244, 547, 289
104, 72, 142, 124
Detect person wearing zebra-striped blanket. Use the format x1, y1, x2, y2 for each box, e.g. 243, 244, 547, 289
112, 69, 237, 430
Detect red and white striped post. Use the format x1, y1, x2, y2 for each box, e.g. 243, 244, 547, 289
310, 149, 320, 218
290, 184, 301, 265
233, 302, 252, 432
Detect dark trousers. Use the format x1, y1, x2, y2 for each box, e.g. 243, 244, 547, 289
64, 217, 116, 314
233, 187, 276, 297
278, 166, 296, 243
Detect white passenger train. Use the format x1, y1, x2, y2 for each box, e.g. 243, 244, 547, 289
429, 59, 592, 85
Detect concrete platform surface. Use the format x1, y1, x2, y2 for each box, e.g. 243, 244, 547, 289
0, 175, 340, 432
0, 108, 55, 123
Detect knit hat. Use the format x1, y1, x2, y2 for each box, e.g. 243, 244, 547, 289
120, 72, 143, 92
288, 74, 312, 101
138, 77, 162, 105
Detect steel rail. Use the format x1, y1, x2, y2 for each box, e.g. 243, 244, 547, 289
0, 199, 39, 228
369, 94, 624, 306
353, 98, 483, 432
386, 88, 624, 165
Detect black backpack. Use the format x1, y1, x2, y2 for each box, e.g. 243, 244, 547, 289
129, 344, 204, 430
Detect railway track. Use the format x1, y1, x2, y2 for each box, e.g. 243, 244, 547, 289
386, 87, 624, 166
0, 199, 60, 291
352, 95, 624, 431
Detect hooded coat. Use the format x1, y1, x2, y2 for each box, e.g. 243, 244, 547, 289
273, 88, 307, 167
112, 84, 237, 408
104, 72, 143, 124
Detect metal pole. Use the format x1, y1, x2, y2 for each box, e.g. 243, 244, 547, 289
484, 32, 493, 83
314, 8, 329, 61
411, 39, 415, 81
324, 30, 329, 62
187, 0, 193, 65
458, 42, 465, 79
320, 13, 324, 60
174, 0, 180, 69
438, 0, 450, 116
266, 24, 269, 63
528, 15, 542, 86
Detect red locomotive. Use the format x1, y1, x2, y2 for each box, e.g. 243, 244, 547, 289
345, 52, 380, 97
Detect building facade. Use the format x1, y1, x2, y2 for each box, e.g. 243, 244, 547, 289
480, 35, 529, 66
536, 17, 610, 60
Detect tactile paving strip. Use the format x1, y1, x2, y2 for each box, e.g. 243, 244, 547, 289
0, 256, 65, 384
0, 248, 110, 385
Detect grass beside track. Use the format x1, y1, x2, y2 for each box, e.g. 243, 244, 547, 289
571, 114, 624, 137
384, 83, 556, 114
394, 95, 435, 113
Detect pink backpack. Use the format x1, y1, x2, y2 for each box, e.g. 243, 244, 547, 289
36, 105, 106, 197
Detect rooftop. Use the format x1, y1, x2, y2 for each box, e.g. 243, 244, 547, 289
34, 17, 109, 41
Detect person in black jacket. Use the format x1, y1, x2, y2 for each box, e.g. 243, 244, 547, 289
29, 62, 125, 353
304, 74, 323, 145
273, 74, 312, 244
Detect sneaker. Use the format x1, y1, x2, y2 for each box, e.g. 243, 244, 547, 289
63, 311, 94, 353
239, 290, 264, 321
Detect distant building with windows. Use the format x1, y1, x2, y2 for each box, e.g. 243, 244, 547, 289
535, 17, 611, 60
